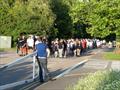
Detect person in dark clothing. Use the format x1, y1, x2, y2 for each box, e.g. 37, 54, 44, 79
16, 37, 20, 54
50, 41, 55, 57
63, 40, 67, 57
18, 35, 27, 56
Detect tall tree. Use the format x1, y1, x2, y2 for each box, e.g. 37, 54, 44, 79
64, 0, 120, 40
63, 0, 91, 38
0, 0, 56, 42
50, 0, 74, 38
84, 0, 120, 41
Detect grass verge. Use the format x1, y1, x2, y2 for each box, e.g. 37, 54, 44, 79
104, 52, 120, 60
0, 47, 16, 52
0, 48, 4, 52
66, 70, 120, 90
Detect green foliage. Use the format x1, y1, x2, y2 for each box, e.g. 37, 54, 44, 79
0, 0, 55, 42
88, 0, 120, 38
50, 0, 74, 38
27, 0, 55, 35
1, 0, 120, 41
79, 0, 120, 39
59, 0, 90, 38
67, 70, 120, 90
64, 0, 120, 39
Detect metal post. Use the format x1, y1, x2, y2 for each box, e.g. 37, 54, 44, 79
33, 56, 36, 79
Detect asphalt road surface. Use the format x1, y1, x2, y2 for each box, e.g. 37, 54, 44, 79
0, 48, 119, 90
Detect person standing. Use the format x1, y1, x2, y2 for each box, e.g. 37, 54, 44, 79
35, 36, 49, 82
58, 40, 64, 58
18, 35, 27, 56
27, 35, 34, 54
16, 37, 20, 54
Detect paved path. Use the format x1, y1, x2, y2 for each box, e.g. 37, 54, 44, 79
0, 56, 90, 85
0, 52, 19, 67
34, 48, 120, 90
111, 61, 120, 70
20, 59, 120, 90
34, 59, 109, 90
0, 50, 92, 87
0, 48, 96, 90
0, 48, 120, 90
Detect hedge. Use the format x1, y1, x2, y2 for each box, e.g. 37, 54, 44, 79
67, 70, 120, 90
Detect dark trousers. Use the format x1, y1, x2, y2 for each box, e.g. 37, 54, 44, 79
37, 59, 43, 82
36, 57, 48, 82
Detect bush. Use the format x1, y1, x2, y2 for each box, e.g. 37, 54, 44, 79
66, 70, 120, 90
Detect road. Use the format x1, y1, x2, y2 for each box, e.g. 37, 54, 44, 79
0, 48, 119, 90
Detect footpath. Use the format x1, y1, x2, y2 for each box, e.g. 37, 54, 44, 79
0, 49, 94, 89
0, 48, 120, 90
33, 48, 120, 90
0, 51, 19, 67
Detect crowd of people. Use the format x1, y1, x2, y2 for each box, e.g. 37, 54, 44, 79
15, 34, 117, 82
17, 35, 106, 57
16, 35, 116, 82
16, 35, 107, 82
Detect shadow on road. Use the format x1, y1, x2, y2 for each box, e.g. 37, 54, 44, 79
0, 61, 33, 86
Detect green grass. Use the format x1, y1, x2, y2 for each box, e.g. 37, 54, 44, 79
66, 70, 120, 90
104, 52, 120, 60
0, 47, 16, 52
0, 48, 4, 52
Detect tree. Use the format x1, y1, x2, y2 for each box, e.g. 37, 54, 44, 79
63, 0, 120, 40
83, 0, 120, 41
1, 0, 120, 43
63, 0, 91, 38
27, 0, 55, 36
0, 0, 56, 44
50, 0, 74, 39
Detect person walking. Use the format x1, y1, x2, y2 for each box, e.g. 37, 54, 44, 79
35, 36, 49, 82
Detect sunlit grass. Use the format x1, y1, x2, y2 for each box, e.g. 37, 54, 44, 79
0, 47, 16, 52
104, 52, 120, 60
0, 48, 4, 52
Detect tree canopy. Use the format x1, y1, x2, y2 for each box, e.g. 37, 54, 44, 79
86, 0, 120, 41
0, 0, 120, 43
0, 0, 55, 41
67, 0, 120, 40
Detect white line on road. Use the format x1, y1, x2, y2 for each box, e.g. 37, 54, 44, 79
53, 59, 88, 79
0, 56, 89, 90
21, 59, 89, 90
0, 79, 33, 90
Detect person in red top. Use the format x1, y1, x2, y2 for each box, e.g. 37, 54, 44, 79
81, 39, 87, 55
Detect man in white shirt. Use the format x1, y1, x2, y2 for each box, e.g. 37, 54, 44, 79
27, 35, 34, 54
